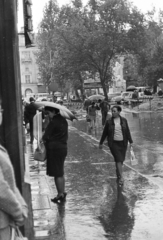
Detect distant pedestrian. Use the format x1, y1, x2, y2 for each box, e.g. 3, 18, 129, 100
83, 98, 91, 113
58, 100, 63, 106
132, 90, 138, 99
88, 101, 99, 129
24, 97, 37, 144
99, 98, 110, 126
0, 100, 28, 239
99, 105, 133, 186
42, 106, 68, 203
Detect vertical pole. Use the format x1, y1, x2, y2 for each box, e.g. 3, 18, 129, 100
0, 0, 34, 239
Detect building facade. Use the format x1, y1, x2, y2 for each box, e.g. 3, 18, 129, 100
19, 33, 46, 100
112, 56, 126, 93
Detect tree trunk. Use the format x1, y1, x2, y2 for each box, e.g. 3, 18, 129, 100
78, 72, 84, 100
100, 77, 108, 100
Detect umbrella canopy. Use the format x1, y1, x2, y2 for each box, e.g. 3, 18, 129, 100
88, 94, 105, 101
54, 91, 61, 97
34, 101, 77, 121
126, 85, 137, 91
157, 78, 163, 82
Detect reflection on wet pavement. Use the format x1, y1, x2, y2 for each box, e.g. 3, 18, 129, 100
46, 127, 163, 240
32, 109, 163, 240
72, 110, 163, 186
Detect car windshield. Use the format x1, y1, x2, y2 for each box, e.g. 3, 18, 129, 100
108, 93, 120, 97
122, 92, 130, 97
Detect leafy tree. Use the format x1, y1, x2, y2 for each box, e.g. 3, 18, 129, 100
37, 0, 147, 99
123, 54, 139, 86
136, 9, 163, 90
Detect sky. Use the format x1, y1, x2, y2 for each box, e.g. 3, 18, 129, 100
18, 0, 163, 32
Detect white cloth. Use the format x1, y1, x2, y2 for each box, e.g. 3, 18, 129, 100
113, 117, 123, 141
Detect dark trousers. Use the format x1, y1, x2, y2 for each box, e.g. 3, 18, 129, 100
102, 111, 107, 126
29, 119, 34, 143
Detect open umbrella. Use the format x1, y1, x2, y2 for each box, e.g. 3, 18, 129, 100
54, 91, 61, 97
126, 85, 137, 91
88, 94, 105, 101
157, 78, 163, 82
34, 101, 77, 121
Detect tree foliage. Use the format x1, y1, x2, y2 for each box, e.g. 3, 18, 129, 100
36, 0, 163, 98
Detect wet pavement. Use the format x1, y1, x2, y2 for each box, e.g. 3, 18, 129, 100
28, 108, 163, 240
73, 108, 163, 187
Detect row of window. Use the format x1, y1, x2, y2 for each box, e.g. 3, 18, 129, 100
22, 51, 31, 59
24, 75, 42, 84
25, 75, 31, 83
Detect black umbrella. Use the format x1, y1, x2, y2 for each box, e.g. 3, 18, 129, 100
126, 85, 137, 91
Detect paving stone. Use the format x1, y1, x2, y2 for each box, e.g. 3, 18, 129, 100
35, 230, 49, 238
32, 195, 50, 210
31, 190, 39, 195
34, 220, 49, 227
31, 186, 39, 190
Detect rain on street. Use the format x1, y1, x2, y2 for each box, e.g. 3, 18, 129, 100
46, 108, 163, 240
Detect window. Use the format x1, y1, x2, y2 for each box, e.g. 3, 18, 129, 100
25, 67, 29, 72
25, 75, 31, 83
22, 51, 30, 59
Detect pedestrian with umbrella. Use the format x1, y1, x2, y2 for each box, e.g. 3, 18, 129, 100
88, 101, 100, 129
35, 102, 76, 203
42, 106, 68, 203
99, 105, 133, 186
99, 98, 110, 126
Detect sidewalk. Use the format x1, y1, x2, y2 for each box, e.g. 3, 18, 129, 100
27, 126, 163, 240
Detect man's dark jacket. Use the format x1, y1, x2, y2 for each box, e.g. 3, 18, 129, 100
24, 102, 37, 122
100, 116, 133, 148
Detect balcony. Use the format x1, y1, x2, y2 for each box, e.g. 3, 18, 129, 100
21, 58, 32, 63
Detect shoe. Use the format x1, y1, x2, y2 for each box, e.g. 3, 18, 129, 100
118, 179, 124, 186
51, 192, 67, 204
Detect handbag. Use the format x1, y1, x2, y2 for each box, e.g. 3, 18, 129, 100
11, 227, 28, 240
130, 147, 138, 166
34, 142, 46, 162
86, 114, 91, 122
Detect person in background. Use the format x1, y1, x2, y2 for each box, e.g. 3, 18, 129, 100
24, 97, 37, 144
88, 101, 99, 129
42, 106, 68, 204
99, 98, 110, 126
99, 105, 133, 186
83, 98, 91, 113
58, 100, 63, 106
132, 90, 138, 99
0, 100, 28, 239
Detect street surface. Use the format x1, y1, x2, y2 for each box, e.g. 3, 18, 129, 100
29, 107, 163, 240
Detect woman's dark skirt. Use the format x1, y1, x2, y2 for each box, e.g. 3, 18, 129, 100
46, 147, 67, 177
110, 141, 127, 163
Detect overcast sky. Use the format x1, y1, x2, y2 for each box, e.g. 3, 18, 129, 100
18, 0, 163, 32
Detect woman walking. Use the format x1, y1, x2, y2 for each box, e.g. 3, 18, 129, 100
42, 106, 68, 203
0, 100, 28, 239
99, 105, 133, 186
88, 101, 99, 129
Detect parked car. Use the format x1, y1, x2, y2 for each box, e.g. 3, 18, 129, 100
111, 92, 131, 104
108, 92, 121, 102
